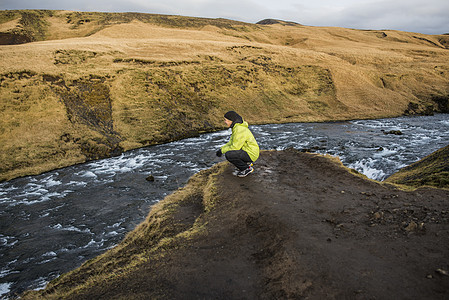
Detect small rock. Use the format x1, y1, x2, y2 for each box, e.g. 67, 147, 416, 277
436, 268, 449, 276
405, 221, 418, 232
383, 130, 403, 135
418, 222, 425, 231
146, 175, 155, 182
373, 212, 383, 219
426, 274, 433, 279
361, 192, 375, 196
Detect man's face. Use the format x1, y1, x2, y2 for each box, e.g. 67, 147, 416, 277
224, 118, 233, 127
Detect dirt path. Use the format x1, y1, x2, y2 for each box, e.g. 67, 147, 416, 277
160, 150, 449, 299
24, 150, 449, 299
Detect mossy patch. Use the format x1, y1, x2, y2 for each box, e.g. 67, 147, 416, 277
385, 145, 449, 189
0, 10, 51, 44
49, 75, 123, 159
0, 71, 125, 180
54, 49, 101, 65
0, 71, 84, 179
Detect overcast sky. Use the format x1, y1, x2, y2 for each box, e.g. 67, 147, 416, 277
1, 0, 448, 35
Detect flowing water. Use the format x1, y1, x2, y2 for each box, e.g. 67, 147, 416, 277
1, 114, 448, 298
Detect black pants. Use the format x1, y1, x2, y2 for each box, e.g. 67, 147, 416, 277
225, 150, 253, 171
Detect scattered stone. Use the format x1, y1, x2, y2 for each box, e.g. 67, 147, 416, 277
418, 222, 425, 231
405, 221, 418, 232
392, 130, 403, 135
383, 130, 403, 135
361, 192, 375, 196
373, 212, 383, 219
436, 268, 449, 276
146, 175, 155, 182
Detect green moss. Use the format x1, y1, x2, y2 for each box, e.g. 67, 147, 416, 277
0, 10, 20, 24
385, 145, 449, 189
18, 10, 50, 41
54, 50, 100, 65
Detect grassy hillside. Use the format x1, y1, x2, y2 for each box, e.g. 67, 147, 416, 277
385, 145, 449, 189
1, 10, 449, 181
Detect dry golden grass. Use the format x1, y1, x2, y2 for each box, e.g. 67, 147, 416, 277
1, 10, 448, 180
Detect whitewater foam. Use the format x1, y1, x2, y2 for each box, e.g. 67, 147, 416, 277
50, 224, 92, 234
373, 147, 399, 158
82, 238, 105, 249
44, 176, 62, 188
349, 158, 386, 181
31, 277, 49, 291
0, 282, 12, 298
79, 171, 97, 178
42, 251, 57, 257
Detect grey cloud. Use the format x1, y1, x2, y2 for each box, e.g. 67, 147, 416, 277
1, 0, 448, 34
290, 0, 449, 34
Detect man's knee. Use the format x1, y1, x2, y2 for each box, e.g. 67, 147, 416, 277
225, 150, 238, 160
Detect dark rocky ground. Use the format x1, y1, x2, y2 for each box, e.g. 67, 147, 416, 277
23, 150, 449, 299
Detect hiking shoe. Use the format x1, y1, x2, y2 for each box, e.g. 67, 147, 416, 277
233, 163, 253, 176
237, 166, 254, 177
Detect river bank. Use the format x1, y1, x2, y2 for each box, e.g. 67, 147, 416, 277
1, 114, 448, 298
22, 149, 449, 299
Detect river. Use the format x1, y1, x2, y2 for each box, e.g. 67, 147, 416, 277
1, 114, 448, 298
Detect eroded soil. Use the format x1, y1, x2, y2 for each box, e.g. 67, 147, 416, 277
26, 150, 449, 299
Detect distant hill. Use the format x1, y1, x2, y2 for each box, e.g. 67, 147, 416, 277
256, 18, 300, 26
0, 10, 252, 44
1, 10, 449, 181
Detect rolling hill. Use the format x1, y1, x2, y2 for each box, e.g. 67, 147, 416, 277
1, 10, 448, 181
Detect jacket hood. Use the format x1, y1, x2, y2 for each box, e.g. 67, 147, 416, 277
230, 118, 244, 128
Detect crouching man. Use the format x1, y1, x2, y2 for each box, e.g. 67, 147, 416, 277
216, 111, 259, 177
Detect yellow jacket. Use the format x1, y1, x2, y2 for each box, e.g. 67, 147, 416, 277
221, 121, 259, 162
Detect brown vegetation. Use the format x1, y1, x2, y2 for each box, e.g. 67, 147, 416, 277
1, 10, 449, 181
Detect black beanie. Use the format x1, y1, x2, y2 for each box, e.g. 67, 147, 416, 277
224, 111, 242, 123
